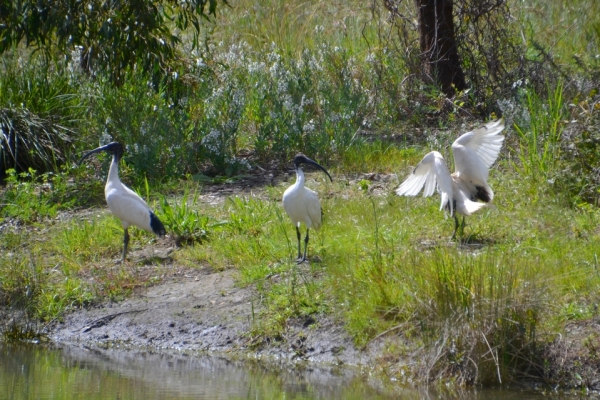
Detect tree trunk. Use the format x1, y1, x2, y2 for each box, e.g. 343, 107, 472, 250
416, 0, 467, 97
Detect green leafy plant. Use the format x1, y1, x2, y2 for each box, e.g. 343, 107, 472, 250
0, 165, 100, 224
1, 168, 73, 223
158, 189, 211, 246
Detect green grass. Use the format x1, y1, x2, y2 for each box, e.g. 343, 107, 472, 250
215, 0, 376, 56
0, 206, 168, 324
2, 138, 600, 385
516, 0, 600, 68
203, 157, 600, 385
1, 0, 599, 389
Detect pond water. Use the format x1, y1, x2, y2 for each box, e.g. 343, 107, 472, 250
0, 343, 582, 399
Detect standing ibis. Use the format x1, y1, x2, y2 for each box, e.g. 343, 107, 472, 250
283, 154, 332, 263
79, 142, 166, 262
396, 119, 505, 239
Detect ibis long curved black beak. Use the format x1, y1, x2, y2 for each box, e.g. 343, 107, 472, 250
293, 154, 333, 182
78, 142, 123, 165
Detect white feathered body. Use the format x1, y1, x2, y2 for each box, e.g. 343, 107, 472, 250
283, 169, 323, 230
105, 159, 155, 232
396, 119, 505, 217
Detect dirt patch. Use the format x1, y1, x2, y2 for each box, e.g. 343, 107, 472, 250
49, 265, 381, 366
51, 267, 253, 351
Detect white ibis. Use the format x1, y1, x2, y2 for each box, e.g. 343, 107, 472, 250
396, 119, 505, 239
283, 154, 332, 263
79, 142, 166, 262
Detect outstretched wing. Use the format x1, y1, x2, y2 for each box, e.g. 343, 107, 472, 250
451, 119, 505, 182
396, 151, 454, 215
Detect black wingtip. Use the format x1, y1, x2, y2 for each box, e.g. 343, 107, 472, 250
149, 211, 166, 237
474, 186, 492, 203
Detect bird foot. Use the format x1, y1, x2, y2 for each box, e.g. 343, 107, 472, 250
296, 258, 307, 264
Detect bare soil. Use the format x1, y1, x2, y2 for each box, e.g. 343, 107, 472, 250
49, 265, 383, 366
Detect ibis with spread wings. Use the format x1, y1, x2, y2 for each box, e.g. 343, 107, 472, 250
396, 119, 505, 239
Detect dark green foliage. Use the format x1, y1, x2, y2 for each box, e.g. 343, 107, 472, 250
0, 108, 73, 177
0, 53, 87, 176
0, 53, 85, 124
92, 71, 198, 179
0, 0, 228, 85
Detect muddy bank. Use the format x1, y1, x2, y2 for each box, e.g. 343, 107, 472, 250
47, 265, 600, 392
46, 262, 600, 392
49, 266, 382, 367
39, 171, 600, 390
48, 172, 394, 367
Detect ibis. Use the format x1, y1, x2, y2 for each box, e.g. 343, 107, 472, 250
79, 142, 166, 262
396, 119, 505, 239
283, 154, 332, 263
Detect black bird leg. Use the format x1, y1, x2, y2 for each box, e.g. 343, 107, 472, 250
297, 228, 310, 264
296, 226, 303, 261
451, 215, 467, 241
452, 215, 460, 240
122, 227, 130, 262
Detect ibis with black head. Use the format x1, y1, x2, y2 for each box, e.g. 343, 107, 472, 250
283, 154, 332, 263
79, 142, 166, 262
396, 119, 505, 239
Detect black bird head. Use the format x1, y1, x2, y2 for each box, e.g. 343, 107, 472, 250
293, 153, 332, 182
79, 142, 125, 165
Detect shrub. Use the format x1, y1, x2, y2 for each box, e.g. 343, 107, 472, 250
0, 109, 74, 177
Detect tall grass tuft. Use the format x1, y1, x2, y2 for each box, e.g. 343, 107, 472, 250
513, 83, 566, 184
0, 254, 88, 340
0, 109, 74, 177
418, 250, 541, 385
0, 255, 44, 319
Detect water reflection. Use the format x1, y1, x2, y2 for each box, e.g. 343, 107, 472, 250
1, 343, 403, 399
0, 344, 583, 399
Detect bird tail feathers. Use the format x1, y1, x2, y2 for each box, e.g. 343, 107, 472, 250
149, 211, 167, 236
461, 199, 488, 216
